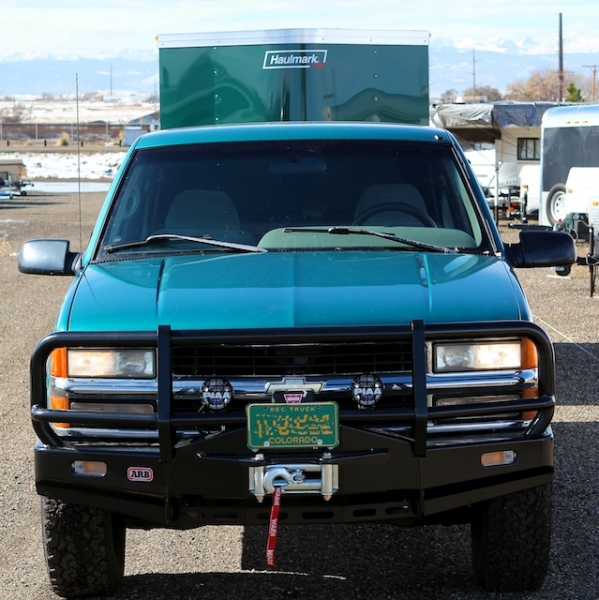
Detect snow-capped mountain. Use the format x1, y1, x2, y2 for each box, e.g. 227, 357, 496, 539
429, 36, 599, 98
450, 33, 599, 56
0, 36, 597, 99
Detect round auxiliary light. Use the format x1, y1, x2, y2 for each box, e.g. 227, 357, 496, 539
351, 374, 383, 407
201, 378, 233, 410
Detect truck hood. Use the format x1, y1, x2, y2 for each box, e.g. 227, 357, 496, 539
65, 251, 527, 331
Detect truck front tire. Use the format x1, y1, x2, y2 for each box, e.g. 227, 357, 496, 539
41, 497, 126, 598
471, 484, 551, 592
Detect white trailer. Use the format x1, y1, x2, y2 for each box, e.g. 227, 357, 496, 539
539, 104, 599, 226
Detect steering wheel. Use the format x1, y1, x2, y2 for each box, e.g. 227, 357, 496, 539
353, 202, 437, 227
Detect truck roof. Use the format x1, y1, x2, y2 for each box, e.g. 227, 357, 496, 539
133, 122, 451, 150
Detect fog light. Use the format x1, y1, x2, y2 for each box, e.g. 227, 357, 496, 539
72, 460, 107, 477
201, 378, 233, 410
351, 374, 383, 407
481, 450, 517, 467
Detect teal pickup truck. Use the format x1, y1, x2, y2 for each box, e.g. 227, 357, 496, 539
19, 122, 575, 598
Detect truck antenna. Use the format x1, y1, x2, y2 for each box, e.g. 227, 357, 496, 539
75, 74, 83, 250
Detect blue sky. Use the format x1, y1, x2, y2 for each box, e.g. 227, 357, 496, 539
2, 0, 599, 57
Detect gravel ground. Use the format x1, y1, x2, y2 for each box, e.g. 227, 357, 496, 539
1, 191, 598, 600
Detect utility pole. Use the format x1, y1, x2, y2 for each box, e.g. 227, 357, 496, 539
583, 64, 598, 101
472, 49, 479, 103
558, 13, 564, 101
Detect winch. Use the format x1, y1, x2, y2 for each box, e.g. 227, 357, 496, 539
249, 461, 339, 503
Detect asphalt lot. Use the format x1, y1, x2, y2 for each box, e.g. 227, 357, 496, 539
1, 190, 598, 600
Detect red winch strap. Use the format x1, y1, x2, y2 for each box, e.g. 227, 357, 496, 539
266, 486, 282, 567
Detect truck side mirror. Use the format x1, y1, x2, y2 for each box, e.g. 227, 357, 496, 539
18, 239, 81, 276
505, 229, 576, 268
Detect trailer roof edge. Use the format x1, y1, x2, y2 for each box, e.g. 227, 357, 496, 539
156, 28, 430, 49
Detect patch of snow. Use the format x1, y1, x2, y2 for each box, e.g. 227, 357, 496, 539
0, 99, 156, 124
0, 151, 125, 180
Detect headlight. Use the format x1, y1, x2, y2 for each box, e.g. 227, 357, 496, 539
64, 349, 155, 378
433, 341, 523, 373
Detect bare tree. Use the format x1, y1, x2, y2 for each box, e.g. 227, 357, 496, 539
439, 89, 460, 103
462, 85, 503, 102
0, 101, 27, 123
505, 68, 585, 102
581, 70, 599, 102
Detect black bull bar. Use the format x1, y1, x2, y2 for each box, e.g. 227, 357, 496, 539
30, 320, 557, 462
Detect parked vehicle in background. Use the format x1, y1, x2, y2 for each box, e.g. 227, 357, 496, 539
540, 104, 599, 226
155, 28, 430, 129
432, 102, 565, 220
464, 148, 520, 214
0, 158, 32, 197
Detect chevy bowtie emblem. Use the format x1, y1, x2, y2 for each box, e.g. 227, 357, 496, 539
266, 377, 324, 396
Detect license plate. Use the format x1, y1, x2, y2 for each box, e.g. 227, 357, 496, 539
247, 402, 339, 450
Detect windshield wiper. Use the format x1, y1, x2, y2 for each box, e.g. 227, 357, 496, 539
104, 233, 266, 254
284, 226, 459, 254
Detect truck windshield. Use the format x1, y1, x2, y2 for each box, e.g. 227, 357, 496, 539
98, 140, 487, 256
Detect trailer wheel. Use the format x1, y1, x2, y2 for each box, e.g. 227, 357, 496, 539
546, 184, 567, 225
471, 484, 551, 592
554, 264, 571, 277
42, 497, 126, 598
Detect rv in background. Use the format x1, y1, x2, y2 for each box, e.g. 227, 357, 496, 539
539, 104, 599, 226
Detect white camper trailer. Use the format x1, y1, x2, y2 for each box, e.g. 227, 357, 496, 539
539, 104, 599, 226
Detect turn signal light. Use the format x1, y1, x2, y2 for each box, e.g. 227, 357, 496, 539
521, 338, 539, 410
481, 450, 517, 467
50, 396, 70, 429
72, 460, 107, 477
51, 348, 68, 377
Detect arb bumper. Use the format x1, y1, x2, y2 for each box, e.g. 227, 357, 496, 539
30, 320, 556, 528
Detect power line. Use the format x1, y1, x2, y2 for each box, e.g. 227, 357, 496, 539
583, 65, 598, 101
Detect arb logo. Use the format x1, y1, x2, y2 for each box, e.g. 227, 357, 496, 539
127, 467, 154, 482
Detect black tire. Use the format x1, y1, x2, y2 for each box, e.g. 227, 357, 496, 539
42, 497, 126, 598
554, 264, 571, 277
546, 184, 567, 226
471, 484, 551, 592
